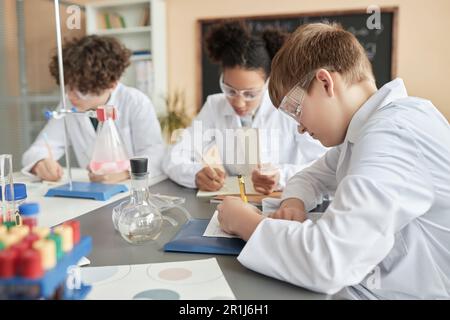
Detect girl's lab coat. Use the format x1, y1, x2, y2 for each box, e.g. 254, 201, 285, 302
22, 83, 165, 177
238, 79, 450, 299
163, 91, 327, 188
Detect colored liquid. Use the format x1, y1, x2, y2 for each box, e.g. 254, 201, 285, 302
89, 160, 130, 175
22, 218, 37, 229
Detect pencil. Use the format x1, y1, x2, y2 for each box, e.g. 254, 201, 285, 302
195, 149, 221, 183
237, 174, 248, 203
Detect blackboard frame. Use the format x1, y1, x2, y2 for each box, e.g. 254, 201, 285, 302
196, 7, 399, 111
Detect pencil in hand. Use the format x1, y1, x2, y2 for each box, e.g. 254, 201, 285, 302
237, 174, 248, 203
195, 149, 224, 183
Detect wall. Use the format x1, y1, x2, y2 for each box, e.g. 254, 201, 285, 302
0, 0, 85, 165
167, 0, 450, 120
25, 0, 86, 93
0, 0, 20, 159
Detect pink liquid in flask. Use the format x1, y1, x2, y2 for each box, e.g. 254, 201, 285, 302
89, 160, 130, 175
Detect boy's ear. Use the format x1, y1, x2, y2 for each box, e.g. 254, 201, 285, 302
315, 69, 334, 97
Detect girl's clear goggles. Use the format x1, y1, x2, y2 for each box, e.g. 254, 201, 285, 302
219, 74, 267, 101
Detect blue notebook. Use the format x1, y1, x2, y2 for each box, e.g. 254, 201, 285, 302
164, 219, 246, 256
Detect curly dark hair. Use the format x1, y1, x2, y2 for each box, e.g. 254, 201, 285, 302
49, 35, 131, 95
205, 20, 288, 78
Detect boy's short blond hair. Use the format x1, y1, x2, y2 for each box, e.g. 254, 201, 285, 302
269, 23, 375, 107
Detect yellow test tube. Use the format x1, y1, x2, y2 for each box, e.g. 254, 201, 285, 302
53, 225, 73, 252
0, 232, 21, 249
33, 239, 56, 270
32, 226, 50, 239
9, 225, 30, 241
0, 225, 7, 237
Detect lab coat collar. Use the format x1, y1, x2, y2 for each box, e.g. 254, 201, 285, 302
107, 82, 122, 106
346, 78, 408, 144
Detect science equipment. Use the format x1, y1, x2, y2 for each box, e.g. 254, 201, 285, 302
44, 0, 128, 201
0, 155, 19, 225
114, 158, 177, 244
0, 218, 92, 300
18, 203, 39, 229
89, 106, 130, 175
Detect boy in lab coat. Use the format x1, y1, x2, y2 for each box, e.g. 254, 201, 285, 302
163, 21, 326, 194
217, 23, 450, 299
22, 35, 165, 183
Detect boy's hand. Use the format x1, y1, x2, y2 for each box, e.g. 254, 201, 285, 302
31, 158, 63, 182
217, 197, 264, 241
251, 166, 280, 195
195, 166, 226, 191
269, 198, 307, 222
88, 170, 130, 184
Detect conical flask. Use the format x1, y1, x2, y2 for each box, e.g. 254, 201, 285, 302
89, 106, 130, 175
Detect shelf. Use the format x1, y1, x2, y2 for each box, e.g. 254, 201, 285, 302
95, 26, 151, 36
87, 0, 150, 9
85, 0, 167, 114
130, 54, 152, 62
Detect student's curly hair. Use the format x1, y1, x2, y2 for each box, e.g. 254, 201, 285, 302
49, 35, 131, 95
205, 20, 287, 78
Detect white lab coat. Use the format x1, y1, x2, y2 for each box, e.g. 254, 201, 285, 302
163, 91, 327, 188
238, 79, 450, 299
22, 83, 165, 177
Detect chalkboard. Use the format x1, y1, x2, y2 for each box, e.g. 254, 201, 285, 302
198, 8, 398, 108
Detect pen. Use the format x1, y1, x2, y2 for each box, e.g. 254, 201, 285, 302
237, 174, 248, 203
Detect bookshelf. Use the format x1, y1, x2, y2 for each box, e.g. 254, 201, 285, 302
85, 0, 167, 115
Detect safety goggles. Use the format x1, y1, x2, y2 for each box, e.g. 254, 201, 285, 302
278, 84, 306, 123
219, 74, 267, 102
278, 69, 320, 123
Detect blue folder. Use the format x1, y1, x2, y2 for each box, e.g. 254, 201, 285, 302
164, 219, 246, 256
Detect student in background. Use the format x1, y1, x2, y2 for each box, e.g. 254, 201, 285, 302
22, 35, 165, 183
217, 23, 450, 299
163, 21, 326, 194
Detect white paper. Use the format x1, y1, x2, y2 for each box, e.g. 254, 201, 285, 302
226, 128, 261, 176
14, 168, 167, 227
77, 256, 91, 267
81, 258, 235, 300
203, 210, 238, 238
261, 197, 283, 216
196, 175, 258, 198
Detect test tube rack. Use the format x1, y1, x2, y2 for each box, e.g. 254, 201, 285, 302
0, 236, 92, 300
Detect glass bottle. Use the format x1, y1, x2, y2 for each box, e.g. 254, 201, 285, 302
115, 158, 163, 244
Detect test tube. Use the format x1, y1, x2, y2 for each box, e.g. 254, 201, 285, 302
0, 155, 15, 223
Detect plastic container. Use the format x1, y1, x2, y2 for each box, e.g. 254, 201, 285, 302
0, 183, 27, 207
18, 203, 39, 229
89, 106, 130, 175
